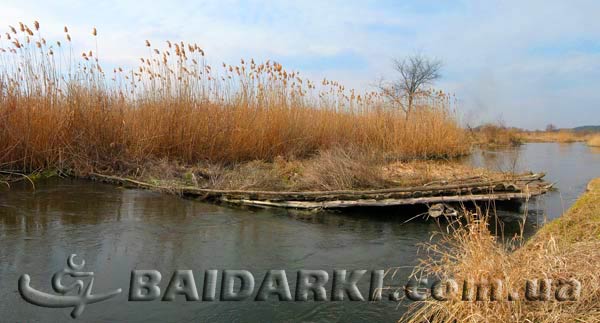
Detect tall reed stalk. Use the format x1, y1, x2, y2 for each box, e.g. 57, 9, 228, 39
0, 22, 470, 174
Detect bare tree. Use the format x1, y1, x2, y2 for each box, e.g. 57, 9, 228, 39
380, 55, 442, 117
545, 124, 558, 132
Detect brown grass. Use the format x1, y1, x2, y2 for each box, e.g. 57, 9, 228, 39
0, 22, 469, 177
382, 159, 494, 186
130, 147, 496, 191
401, 178, 600, 323
471, 124, 522, 147
588, 135, 600, 147
520, 130, 591, 143
295, 147, 390, 190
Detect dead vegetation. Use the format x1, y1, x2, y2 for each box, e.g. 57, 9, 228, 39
588, 135, 600, 147
122, 147, 498, 191
0, 22, 469, 179
520, 130, 592, 143
470, 124, 523, 147
401, 178, 600, 323
472, 125, 599, 147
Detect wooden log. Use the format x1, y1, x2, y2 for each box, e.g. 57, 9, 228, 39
89, 172, 545, 197
86, 172, 552, 209
220, 190, 547, 210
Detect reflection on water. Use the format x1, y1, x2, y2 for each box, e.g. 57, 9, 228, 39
467, 143, 600, 221
1, 180, 436, 322
0, 143, 598, 322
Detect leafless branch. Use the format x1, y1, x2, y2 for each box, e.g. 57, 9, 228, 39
379, 54, 442, 117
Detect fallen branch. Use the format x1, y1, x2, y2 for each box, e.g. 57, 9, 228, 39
0, 170, 35, 190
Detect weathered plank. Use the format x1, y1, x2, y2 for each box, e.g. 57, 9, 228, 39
87, 172, 551, 210
221, 190, 547, 209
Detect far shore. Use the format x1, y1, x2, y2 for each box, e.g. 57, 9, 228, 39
471, 125, 600, 147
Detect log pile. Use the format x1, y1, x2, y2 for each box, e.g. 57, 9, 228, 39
89, 172, 553, 210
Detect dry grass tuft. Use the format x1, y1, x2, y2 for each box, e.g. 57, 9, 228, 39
401, 179, 600, 323
298, 147, 390, 190
383, 160, 493, 186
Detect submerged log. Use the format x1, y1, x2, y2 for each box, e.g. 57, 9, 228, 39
88, 172, 553, 210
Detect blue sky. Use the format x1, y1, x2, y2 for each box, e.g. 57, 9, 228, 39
2, 0, 599, 129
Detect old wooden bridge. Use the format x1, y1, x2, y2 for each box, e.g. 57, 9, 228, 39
90, 172, 552, 212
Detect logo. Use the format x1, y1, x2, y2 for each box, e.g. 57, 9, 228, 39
18, 254, 122, 318
16, 259, 582, 320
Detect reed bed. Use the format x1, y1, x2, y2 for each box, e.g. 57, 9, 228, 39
0, 22, 469, 177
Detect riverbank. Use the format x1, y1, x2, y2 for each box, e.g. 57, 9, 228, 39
588, 135, 600, 147
469, 124, 523, 147
471, 126, 599, 148
402, 178, 600, 322
69, 149, 548, 210
0, 145, 535, 190
90, 150, 503, 191
520, 130, 592, 143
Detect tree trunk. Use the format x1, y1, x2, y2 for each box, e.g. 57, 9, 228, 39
406, 94, 414, 119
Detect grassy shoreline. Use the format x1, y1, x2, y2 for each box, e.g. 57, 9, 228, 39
588, 135, 600, 147
520, 130, 594, 143
470, 124, 600, 147
91, 149, 498, 192
402, 178, 600, 322
532, 178, 600, 245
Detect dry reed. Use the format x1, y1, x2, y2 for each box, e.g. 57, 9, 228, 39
0, 22, 469, 176
400, 179, 600, 323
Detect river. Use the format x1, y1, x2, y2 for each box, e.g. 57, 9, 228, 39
1, 143, 598, 322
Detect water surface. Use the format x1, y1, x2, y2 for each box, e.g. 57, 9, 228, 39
469, 143, 600, 221
0, 143, 598, 322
